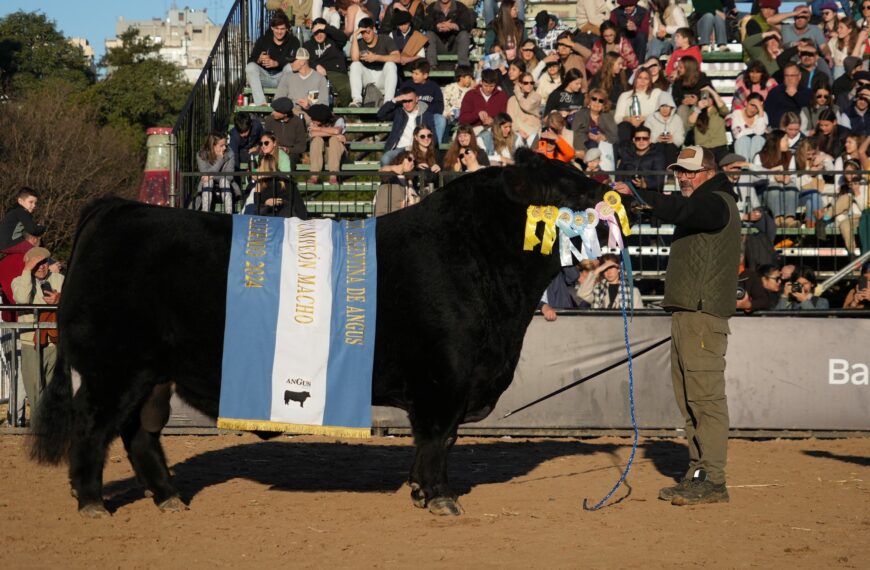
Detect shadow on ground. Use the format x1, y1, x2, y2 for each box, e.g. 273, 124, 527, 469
803, 449, 870, 467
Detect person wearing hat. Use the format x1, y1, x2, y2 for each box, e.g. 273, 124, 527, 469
613, 146, 741, 506
246, 11, 300, 105
303, 18, 351, 106
837, 68, 870, 109
610, 0, 650, 61
274, 47, 330, 121
349, 17, 400, 107
264, 97, 308, 166
11, 246, 64, 420
306, 104, 347, 185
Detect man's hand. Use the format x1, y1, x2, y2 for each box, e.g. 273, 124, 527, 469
479, 111, 492, 125
596, 260, 619, 274
612, 181, 633, 196
361, 51, 377, 63
541, 303, 557, 321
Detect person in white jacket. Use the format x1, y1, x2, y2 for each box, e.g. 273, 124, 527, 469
727, 92, 769, 161
613, 67, 662, 142
647, 0, 688, 57
575, 253, 645, 309
645, 90, 685, 164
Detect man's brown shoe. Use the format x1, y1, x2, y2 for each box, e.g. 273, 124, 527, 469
658, 478, 691, 501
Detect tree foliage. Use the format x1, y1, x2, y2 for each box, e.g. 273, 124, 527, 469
0, 80, 141, 255
0, 11, 94, 94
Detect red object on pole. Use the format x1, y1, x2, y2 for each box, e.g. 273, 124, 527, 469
138, 127, 174, 205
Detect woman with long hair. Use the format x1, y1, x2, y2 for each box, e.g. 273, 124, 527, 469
444, 124, 490, 172
536, 59, 564, 100
828, 17, 861, 79
196, 131, 237, 213
543, 67, 586, 120
585, 21, 638, 76
614, 67, 663, 142
375, 151, 418, 216
665, 27, 702, 78
727, 92, 768, 160
572, 87, 618, 162
641, 56, 671, 91
507, 71, 543, 145
250, 154, 296, 217
501, 59, 526, 97
812, 108, 849, 158
671, 56, 712, 106
833, 133, 870, 181
493, 0, 524, 60
254, 131, 292, 172
830, 159, 868, 252
793, 138, 828, 228
520, 38, 541, 77
780, 112, 805, 150
589, 52, 628, 105
800, 84, 844, 135
753, 129, 800, 227
731, 60, 778, 111
648, 0, 688, 58
408, 125, 441, 186
478, 112, 524, 165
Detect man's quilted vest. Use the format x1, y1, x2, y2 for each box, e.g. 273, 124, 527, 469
663, 182, 741, 318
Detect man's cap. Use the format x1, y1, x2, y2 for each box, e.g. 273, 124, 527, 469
398, 85, 417, 96
667, 146, 707, 172
584, 148, 602, 162
392, 10, 412, 26
819, 1, 838, 11
24, 247, 51, 264
535, 10, 550, 28
295, 47, 310, 61
307, 104, 333, 124
270, 97, 294, 114
758, 0, 781, 9
358, 17, 375, 29
844, 56, 862, 75
719, 153, 746, 168
854, 70, 870, 82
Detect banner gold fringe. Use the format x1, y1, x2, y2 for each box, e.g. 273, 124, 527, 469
217, 417, 371, 438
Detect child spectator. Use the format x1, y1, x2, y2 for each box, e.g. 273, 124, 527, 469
533, 111, 575, 163
442, 65, 475, 138
196, 132, 238, 213
245, 12, 299, 105
507, 72, 542, 146
306, 104, 347, 185
664, 28, 701, 79
581, 148, 611, 184
575, 253, 644, 309
443, 124, 490, 171
349, 18, 400, 107
228, 113, 264, 172
0, 187, 45, 254
399, 60, 447, 141
304, 19, 350, 106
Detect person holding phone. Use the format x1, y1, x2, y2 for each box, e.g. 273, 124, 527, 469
245, 12, 300, 105
615, 124, 665, 192
11, 246, 64, 422
843, 262, 870, 309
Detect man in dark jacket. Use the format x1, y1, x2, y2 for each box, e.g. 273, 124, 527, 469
610, 0, 649, 61
263, 97, 308, 166
246, 12, 300, 105
845, 86, 870, 137
376, 86, 437, 165
380, 0, 426, 34
423, 0, 475, 67
764, 62, 812, 127
614, 146, 741, 506
303, 18, 350, 106
228, 112, 264, 171
616, 125, 666, 193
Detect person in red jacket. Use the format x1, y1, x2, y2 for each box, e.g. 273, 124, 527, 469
665, 27, 703, 79
458, 69, 508, 132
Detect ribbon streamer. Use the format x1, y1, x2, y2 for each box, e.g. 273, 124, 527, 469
595, 201, 624, 250
581, 208, 601, 260
556, 208, 584, 266
524, 205, 559, 254
603, 191, 632, 237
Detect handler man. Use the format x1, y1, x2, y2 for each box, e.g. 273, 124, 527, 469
613, 146, 740, 506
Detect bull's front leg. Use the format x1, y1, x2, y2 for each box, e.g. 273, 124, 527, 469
408, 407, 464, 516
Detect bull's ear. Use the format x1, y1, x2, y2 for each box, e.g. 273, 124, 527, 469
502, 149, 550, 205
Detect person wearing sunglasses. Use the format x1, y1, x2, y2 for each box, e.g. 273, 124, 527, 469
799, 84, 844, 136
845, 83, 870, 137
507, 72, 542, 146
774, 38, 832, 89
615, 124, 665, 193
740, 263, 786, 313
252, 132, 292, 173
780, 6, 827, 54
571, 87, 617, 164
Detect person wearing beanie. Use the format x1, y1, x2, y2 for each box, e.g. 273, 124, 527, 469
274, 46, 330, 120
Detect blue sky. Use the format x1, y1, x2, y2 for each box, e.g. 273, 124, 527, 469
0, 0, 236, 60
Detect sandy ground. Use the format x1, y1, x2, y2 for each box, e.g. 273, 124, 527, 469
0, 433, 867, 569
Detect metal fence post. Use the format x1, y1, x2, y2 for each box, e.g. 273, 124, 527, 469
9, 328, 18, 427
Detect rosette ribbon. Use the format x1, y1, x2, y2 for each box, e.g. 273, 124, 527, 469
581, 208, 601, 260
556, 208, 584, 266
595, 199, 624, 250
524, 205, 559, 254
604, 190, 632, 238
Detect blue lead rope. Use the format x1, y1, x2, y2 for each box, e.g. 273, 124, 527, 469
583, 248, 639, 511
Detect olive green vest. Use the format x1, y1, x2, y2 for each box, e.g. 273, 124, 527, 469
663, 190, 741, 318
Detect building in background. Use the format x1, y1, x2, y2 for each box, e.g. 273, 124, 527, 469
69, 37, 97, 74
105, 6, 221, 82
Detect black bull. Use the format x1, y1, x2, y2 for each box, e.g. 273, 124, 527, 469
30, 150, 606, 517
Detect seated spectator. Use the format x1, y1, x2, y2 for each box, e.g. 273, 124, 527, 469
586, 21, 638, 76
801, 84, 848, 135
664, 27, 701, 79
306, 104, 347, 185
536, 58, 564, 100
389, 9, 432, 69
614, 66, 662, 142
478, 112, 525, 165
830, 160, 867, 253
532, 10, 568, 53
754, 129, 800, 227
741, 263, 785, 312
423, 0, 475, 67
501, 60, 526, 98
610, 0, 649, 61
781, 5, 826, 50
647, 0, 688, 58
245, 12, 299, 105
645, 90, 684, 166
819, 3, 839, 40
743, 0, 801, 59
11, 246, 64, 418
458, 68, 509, 133
793, 138, 829, 228
776, 38, 832, 88
833, 133, 870, 184
375, 151, 419, 215
842, 262, 870, 309
264, 97, 308, 165
575, 0, 611, 38
337, 0, 374, 38
196, 132, 238, 213
743, 30, 784, 76
670, 56, 712, 107
0, 187, 44, 255
253, 132, 292, 172
492, 0, 524, 60
349, 18, 400, 107
544, 68, 586, 123
399, 60, 447, 141
731, 60, 779, 111
833, 57, 864, 106
679, 85, 729, 159
442, 65, 475, 138
380, 0, 425, 35
313, 0, 342, 28
408, 125, 442, 187
520, 38, 543, 78
781, 111, 805, 149
377, 86, 437, 166
443, 124, 490, 171
304, 19, 350, 106
539, 266, 582, 321
533, 111, 576, 163
845, 83, 870, 136
812, 108, 851, 158
827, 16, 861, 79
580, 147, 611, 184
573, 86, 618, 164
575, 253, 644, 309
728, 93, 769, 160
693, 0, 729, 52
250, 154, 306, 218
275, 47, 330, 120
589, 52, 629, 105
555, 32, 591, 76
228, 113, 264, 172
639, 57, 670, 92
507, 72, 542, 146
0, 231, 41, 324
774, 269, 830, 310
615, 125, 665, 193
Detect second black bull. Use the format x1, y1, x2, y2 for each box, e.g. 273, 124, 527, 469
30, 149, 606, 517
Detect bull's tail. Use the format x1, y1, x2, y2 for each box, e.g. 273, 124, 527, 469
28, 349, 74, 464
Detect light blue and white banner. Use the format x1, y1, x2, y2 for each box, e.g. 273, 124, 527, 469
217, 215, 377, 437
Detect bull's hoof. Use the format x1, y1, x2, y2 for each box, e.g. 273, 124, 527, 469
70, 487, 78, 499
78, 502, 110, 519
428, 497, 464, 516
409, 483, 426, 509
157, 496, 188, 512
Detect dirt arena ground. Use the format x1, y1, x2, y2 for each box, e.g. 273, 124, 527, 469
0, 433, 867, 569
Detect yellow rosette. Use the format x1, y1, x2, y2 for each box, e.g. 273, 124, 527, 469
524, 205, 559, 254
603, 191, 632, 237
540, 205, 558, 254
524, 205, 543, 251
